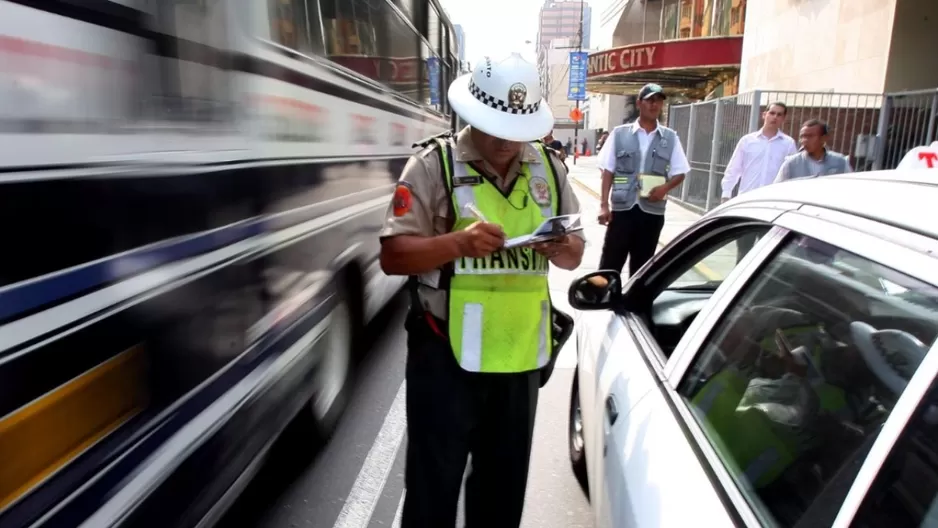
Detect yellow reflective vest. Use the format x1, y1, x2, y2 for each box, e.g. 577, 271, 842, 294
435, 138, 560, 373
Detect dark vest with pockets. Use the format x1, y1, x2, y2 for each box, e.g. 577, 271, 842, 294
610, 123, 678, 215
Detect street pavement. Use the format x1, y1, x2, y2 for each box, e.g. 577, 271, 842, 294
219, 156, 708, 528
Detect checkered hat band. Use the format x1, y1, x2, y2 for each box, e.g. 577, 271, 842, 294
468, 81, 540, 115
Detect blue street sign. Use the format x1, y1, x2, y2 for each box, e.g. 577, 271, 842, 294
427, 57, 441, 105
567, 51, 588, 101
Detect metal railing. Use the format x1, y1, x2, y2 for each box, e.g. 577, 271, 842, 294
666, 88, 937, 214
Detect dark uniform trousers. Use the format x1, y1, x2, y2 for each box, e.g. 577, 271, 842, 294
598, 206, 666, 277
401, 311, 539, 528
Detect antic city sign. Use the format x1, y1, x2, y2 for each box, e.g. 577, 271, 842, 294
589, 46, 657, 76
586, 36, 743, 79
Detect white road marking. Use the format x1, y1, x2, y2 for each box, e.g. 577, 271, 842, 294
391, 491, 405, 528
332, 382, 407, 528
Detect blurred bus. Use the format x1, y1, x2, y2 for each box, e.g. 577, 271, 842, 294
0, 0, 459, 526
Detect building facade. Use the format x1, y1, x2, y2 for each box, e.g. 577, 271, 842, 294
586, 0, 938, 137
537, 0, 592, 50
739, 0, 937, 94
586, 0, 746, 133
536, 1, 592, 96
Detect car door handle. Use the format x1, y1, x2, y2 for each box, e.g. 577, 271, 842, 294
605, 395, 619, 425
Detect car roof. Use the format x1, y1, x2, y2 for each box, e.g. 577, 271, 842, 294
724, 169, 938, 240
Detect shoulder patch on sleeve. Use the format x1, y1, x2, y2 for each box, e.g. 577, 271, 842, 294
392, 182, 414, 217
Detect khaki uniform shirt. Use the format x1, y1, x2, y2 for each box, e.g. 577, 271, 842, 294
379, 126, 583, 320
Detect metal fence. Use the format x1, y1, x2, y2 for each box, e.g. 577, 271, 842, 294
667, 88, 938, 214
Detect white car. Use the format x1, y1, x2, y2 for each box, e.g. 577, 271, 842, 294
566, 170, 938, 528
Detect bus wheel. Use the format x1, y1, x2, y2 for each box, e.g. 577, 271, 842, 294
309, 284, 354, 441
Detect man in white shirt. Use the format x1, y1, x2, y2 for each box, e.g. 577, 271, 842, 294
596, 83, 691, 277
720, 102, 797, 260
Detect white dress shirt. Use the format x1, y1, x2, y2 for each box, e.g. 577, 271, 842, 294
721, 130, 797, 198
598, 121, 691, 177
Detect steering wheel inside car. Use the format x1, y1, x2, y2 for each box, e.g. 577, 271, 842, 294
849, 321, 929, 395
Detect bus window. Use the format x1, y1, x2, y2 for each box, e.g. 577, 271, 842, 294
321, 0, 421, 104
428, 6, 441, 56
391, 0, 417, 27
269, 0, 325, 56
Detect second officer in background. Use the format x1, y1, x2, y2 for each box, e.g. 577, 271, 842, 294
379, 53, 584, 527
596, 83, 690, 277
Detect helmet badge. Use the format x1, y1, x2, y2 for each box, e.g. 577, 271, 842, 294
507, 83, 527, 110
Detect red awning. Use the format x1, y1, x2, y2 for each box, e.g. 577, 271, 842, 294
586, 36, 743, 98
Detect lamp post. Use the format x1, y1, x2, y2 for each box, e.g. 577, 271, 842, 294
572, 0, 585, 165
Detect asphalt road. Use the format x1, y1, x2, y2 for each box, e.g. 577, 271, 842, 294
218, 185, 603, 528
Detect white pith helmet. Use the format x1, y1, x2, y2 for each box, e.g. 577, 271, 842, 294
448, 53, 555, 142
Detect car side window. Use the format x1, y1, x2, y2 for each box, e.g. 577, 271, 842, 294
852, 380, 938, 527
639, 224, 772, 358
667, 227, 769, 289
675, 235, 938, 527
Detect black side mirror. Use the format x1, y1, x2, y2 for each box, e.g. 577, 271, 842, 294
568, 270, 622, 310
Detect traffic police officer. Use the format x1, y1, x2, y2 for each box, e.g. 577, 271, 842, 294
596, 83, 690, 277
379, 53, 585, 528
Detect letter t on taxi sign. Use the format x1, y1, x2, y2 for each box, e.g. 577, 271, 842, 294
919, 151, 938, 168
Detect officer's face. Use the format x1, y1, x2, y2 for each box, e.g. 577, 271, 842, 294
472, 128, 523, 167
638, 95, 664, 120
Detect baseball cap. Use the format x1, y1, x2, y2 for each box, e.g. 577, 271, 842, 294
638, 83, 666, 100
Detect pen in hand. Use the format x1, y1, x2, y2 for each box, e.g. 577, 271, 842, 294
461, 204, 507, 250
463, 203, 489, 223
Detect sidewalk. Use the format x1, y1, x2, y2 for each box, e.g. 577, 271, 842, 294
560, 156, 728, 281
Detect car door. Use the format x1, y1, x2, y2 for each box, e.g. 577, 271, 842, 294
575, 304, 618, 498
589, 216, 782, 527
657, 208, 938, 528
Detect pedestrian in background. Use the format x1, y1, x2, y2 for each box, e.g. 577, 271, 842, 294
542, 130, 568, 172
596, 83, 690, 277
721, 101, 797, 202
774, 119, 852, 182
720, 102, 797, 261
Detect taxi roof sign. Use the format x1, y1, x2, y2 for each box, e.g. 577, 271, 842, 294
897, 141, 938, 170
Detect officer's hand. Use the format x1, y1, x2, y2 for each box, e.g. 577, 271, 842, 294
647, 185, 669, 202
457, 221, 506, 258
598, 204, 611, 226
531, 236, 570, 259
